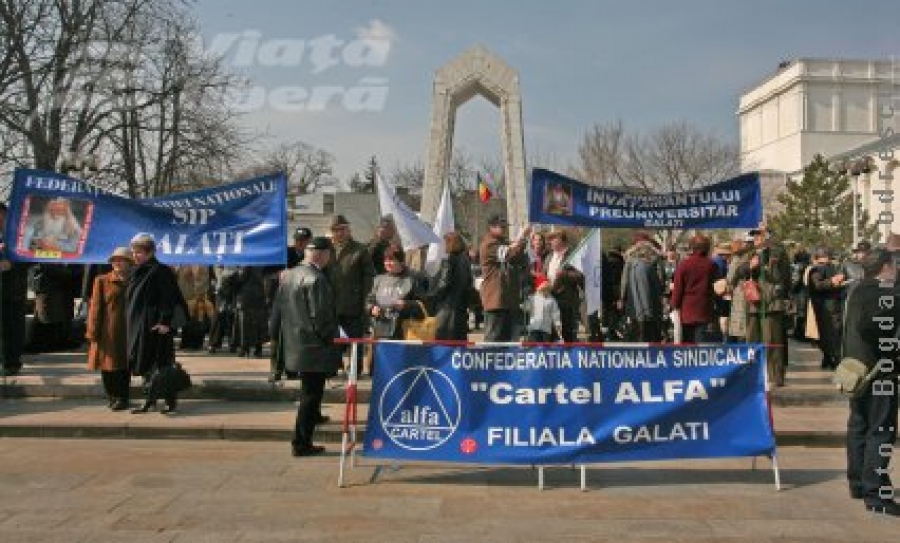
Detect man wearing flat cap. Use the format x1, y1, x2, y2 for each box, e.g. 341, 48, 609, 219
326, 215, 375, 372
271, 236, 342, 457
479, 214, 531, 341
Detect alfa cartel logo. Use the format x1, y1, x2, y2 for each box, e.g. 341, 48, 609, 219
378, 366, 461, 451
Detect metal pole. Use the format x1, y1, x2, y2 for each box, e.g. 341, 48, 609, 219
852, 174, 859, 248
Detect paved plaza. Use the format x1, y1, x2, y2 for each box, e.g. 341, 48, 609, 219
0, 340, 897, 541
0, 439, 897, 542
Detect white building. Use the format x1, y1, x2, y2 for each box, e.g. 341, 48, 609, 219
738, 58, 900, 242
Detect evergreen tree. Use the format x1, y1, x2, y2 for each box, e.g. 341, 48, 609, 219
349, 155, 378, 193
769, 154, 879, 251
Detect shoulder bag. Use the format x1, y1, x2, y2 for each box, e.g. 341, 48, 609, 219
402, 300, 438, 341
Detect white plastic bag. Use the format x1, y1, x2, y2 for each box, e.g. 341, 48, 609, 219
670, 309, 682, 344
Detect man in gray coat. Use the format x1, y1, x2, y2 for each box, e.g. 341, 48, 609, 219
270, 237, 342, 457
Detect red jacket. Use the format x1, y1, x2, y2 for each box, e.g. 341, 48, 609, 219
671, 253, 716, 325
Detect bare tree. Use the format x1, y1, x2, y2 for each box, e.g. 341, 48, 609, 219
240, 140, 337, 194
573, 120, 742, 247
571, 120, 627, 186
573, 120, 740, 192
389, 160, 424, 193
98, 13, 250, 197
0, 1, 158, 179
0, 0, 252, 198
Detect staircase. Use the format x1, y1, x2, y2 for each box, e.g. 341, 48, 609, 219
0, 340, 861, 446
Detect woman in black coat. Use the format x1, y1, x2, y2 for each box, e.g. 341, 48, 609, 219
428, 232, 473, 341
126, 233, 188, 414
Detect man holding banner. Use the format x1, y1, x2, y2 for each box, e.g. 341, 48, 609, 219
479, 215, 530, 342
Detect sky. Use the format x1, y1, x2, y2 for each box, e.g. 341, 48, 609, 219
193, 0, 900, 185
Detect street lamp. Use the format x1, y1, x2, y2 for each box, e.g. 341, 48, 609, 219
57, 149, 100, 320
848, 156, 873, 248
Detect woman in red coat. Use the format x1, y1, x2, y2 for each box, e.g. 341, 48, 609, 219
671, 235, 717, 343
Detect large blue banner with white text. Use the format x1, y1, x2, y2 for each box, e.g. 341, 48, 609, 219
363, 343, 774, 465
3, 168, 287, 265
529, 168, 762, 229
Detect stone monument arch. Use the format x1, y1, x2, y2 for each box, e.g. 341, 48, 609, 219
420, 45, 528, 234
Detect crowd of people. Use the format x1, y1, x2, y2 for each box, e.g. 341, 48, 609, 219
2, 208, 899, 396
2, 203, 899, 513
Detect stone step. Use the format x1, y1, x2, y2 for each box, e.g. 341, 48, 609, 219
2, 341, 850, 410
0, 398, 873, 449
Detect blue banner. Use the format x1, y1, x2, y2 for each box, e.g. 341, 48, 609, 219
364, 343, 774, 465
3, 169, 287, 265
529, 168, 762, 229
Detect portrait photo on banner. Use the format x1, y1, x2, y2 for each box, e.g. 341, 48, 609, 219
543, 181, 573, 216
15, 195, 93, 259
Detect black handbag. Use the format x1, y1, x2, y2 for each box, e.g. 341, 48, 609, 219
372, 314, 399, 339
146, 363, 192, 398
145, 334, 192, 398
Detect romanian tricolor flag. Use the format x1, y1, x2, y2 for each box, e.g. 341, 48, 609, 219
477, 173, 493, 203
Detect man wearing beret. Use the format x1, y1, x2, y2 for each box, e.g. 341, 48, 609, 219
271, 236, 342, 456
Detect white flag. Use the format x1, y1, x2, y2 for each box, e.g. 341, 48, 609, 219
424, 182, 455, 276
568, 229, 603, 316
376, 173, 441, 251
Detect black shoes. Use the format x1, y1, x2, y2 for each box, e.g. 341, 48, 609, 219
132, 399, 158, 413
161, 397, 178, 415
130, 398, 177, 414
110, 399, 131, 411
291, 444, 326, 457
865, 500, 900, 516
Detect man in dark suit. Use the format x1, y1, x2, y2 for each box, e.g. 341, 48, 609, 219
843, 249, 899, 515
270, 236, 342, 457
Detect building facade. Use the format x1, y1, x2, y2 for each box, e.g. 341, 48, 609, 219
289, 189, 507, 250
739, 58, 899, 242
